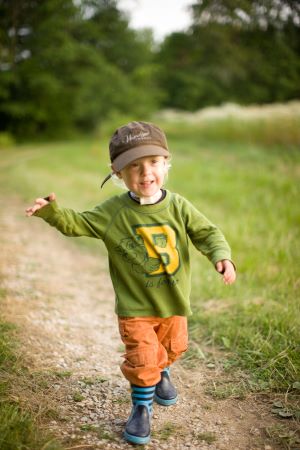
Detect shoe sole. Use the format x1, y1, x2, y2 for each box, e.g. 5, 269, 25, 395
124, 430, 150, 444
154, 393, 178, 406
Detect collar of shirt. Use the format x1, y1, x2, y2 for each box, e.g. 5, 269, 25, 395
129, 189, 163, 205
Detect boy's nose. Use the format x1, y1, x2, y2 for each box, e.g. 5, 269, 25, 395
140, 164, 151, 175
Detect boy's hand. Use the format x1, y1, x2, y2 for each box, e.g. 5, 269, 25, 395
25, 192, 56, 216
216, 260, 236, 285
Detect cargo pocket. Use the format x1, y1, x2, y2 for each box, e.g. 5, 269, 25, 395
123, 345, 159, 368
168, 334, 188, 362
118, 317, 132, 339
170, 334, 188, 353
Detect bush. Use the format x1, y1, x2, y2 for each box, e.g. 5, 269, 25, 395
0, 132, 15, 149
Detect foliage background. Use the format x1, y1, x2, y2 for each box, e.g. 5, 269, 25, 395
0, 0, 299, 139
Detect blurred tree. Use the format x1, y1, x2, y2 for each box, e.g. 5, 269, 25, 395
77, 0, 153, 72
190, 0, 300, 29
157, 0, 300, 109
0, 0, 79, 135
0, 0, 161, 138
73, 1, 162, 123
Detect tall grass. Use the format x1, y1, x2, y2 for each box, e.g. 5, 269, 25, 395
165, 135, 300, 390
1, 102, 299, 392
0, 312, 62, 450
165, 132, 299, 389
155, 101, 300, 146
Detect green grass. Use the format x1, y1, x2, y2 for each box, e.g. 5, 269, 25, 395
72, 391, 84, 402
166, 137, 299, 391
194, 431, 217, 444
153, 421, 180, 440
0, 314, 62, 450
0, 122, 299, 394
265, 424, 300, 450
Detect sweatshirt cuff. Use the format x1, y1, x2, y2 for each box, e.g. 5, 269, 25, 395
33, 200, 59, 220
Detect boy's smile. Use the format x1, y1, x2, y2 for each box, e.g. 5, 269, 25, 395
114, 156, 167, 198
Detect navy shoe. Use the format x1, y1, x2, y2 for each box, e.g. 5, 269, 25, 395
154, 367, 178, 406
124, 404, 151, 445
124, 385, 155, 445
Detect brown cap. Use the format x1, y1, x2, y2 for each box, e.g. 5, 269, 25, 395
101, 121, 170, 188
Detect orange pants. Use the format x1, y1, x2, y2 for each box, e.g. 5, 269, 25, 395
118, 315, 188, 387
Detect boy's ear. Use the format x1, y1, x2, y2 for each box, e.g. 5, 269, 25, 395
163, 158, 170, 174
111, 164, 122, 179
112, 169, 122, 179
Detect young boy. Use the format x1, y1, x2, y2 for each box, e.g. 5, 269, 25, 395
26, 121, 236, 445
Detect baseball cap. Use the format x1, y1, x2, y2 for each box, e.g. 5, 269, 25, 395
101, 121, 170, 188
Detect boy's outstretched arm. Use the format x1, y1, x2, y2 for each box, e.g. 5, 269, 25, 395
25, 192, 106, 239
25, 192, 56, 216
216, 260, 236, 285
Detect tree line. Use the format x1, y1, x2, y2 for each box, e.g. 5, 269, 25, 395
0, 0, 299, 138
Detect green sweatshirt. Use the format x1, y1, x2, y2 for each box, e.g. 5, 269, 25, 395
34, 190, 232, 317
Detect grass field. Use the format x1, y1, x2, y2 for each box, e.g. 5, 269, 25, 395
0, 111, 300, 446
1, 126, 300, 391
0, 313, 62, 449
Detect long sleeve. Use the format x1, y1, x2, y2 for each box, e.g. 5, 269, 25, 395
33, 200, 110, 239
180, 196, 232, 266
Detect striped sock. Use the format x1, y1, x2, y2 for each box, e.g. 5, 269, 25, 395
131, 385, 155, 413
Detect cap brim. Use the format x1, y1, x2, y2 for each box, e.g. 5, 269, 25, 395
111, 145, 169, 172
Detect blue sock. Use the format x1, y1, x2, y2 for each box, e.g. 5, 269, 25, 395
131, 385, 155, 413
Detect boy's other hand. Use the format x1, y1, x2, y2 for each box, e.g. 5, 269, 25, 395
25, 192, 56, 216
216, 260, 236, 285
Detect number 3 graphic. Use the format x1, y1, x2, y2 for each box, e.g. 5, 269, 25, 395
135, 224, 180, 276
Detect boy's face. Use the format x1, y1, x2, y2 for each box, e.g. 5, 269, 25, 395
114, 155, 167, 198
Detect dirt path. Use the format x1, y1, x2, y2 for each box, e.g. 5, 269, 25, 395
0, 198, 289, 449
